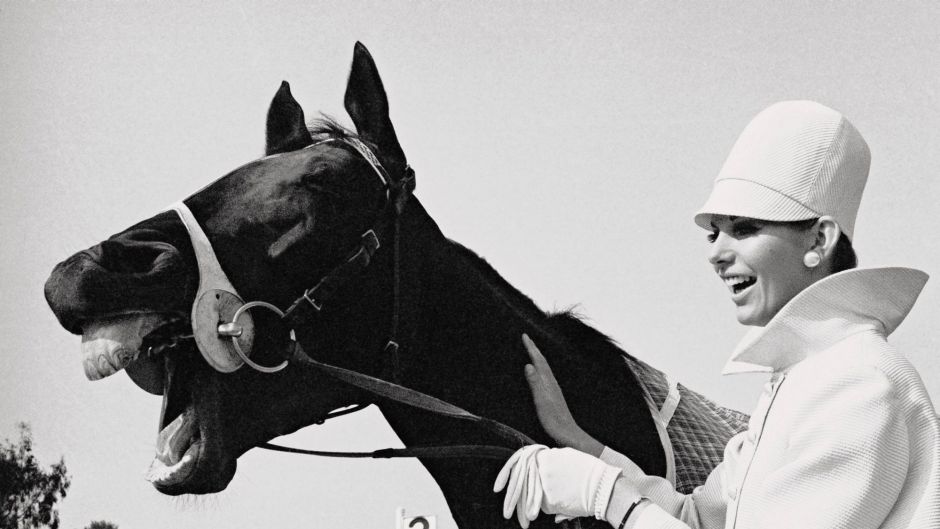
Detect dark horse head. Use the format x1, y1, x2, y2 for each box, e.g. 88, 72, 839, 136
45, 43, 669, 527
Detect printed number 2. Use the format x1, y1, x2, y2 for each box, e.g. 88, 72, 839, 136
408, 517, 429, 529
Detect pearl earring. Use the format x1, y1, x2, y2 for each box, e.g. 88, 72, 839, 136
803, 251, 821, 268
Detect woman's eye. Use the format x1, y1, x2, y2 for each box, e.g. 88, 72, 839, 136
706, 231, 718, 243
732, 223, 759, 237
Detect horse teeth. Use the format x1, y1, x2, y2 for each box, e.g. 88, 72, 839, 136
146, 450, 196, 486
148, 409, 200, 486
155, 410, 197, 466
81, 338, 140, 380
79, 314, 171, 381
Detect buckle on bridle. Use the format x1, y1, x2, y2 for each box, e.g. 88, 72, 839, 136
303, 289, 324, 311
361, 229, 380, 253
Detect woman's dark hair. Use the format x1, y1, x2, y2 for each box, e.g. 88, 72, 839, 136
830, 233, 858, 273
789, 218, 857, 273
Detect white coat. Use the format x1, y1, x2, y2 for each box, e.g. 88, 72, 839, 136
603, 267, 940, 529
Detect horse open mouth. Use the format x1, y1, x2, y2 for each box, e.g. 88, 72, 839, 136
79, 313, 233, 492
146, 363, 237, 495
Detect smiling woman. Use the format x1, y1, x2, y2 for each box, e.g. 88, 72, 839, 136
706, 215, 837, 327
705, 215, 859, 326
496, 101, 940, 529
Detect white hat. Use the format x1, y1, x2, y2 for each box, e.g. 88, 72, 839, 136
694, 100, 870, 240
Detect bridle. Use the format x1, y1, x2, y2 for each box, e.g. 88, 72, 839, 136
175, 136, 534, 461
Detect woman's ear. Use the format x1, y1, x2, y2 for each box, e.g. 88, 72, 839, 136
813, 216, 842, 266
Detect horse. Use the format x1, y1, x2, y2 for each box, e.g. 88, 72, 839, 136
44, 43, 745, 528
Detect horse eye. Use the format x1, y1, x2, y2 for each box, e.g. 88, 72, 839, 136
300, 173, 340, 198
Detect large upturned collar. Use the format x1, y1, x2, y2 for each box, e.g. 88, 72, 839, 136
722, 267, 929, 375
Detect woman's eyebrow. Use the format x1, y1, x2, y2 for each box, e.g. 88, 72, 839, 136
730, 216, 759, 225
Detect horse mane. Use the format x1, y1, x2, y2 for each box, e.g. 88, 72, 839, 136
443, 239, 646, 388
303, 117, 652, 436
302, 117, 648, 391
444, 239, 544, 316
308, 115, 378, 150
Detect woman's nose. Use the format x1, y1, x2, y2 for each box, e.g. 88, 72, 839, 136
708, 232, 734, 267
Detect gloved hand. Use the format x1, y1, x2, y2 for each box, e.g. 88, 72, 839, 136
495, 446, 622, 527
493, 444, 547, 528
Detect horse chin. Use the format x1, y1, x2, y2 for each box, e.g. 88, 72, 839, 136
149, 440, 237, 496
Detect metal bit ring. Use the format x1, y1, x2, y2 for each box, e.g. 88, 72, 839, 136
225, 301, 289, 373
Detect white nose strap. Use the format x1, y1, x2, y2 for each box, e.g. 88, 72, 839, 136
171, 202, 239, 295
170, 201, 255, 373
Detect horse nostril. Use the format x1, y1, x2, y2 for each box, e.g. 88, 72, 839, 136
45, 237, 191, 335
92, 239, 180, 275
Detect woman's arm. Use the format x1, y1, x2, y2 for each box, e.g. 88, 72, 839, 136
518, 334, 732, 528
521, 334, 604, 456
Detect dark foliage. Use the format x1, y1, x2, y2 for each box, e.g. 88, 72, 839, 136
0, 423, 70, 529
83, 522, 118, 529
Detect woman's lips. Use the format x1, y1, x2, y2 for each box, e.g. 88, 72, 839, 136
723, 275, 757, 301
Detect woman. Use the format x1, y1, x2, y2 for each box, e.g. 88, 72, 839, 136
495, 101, 940, 528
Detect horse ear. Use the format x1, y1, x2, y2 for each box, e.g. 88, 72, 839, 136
265, 81, 314, 155
344, 42, 406, 167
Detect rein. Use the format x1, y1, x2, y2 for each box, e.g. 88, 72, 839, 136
206, 136, 533, 460
259, 342, 525, 460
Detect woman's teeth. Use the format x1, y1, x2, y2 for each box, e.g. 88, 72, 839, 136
723, 275, 756, 294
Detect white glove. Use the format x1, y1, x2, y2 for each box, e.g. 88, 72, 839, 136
493, 444, 547, 528
536, 447, 622, 520
494, 446, 621, 527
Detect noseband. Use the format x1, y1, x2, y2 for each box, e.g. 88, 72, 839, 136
173, 137, 532, 460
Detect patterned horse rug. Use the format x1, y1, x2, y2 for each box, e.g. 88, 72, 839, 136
623, 356, 749, 493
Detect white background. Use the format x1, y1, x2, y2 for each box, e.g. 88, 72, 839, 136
2, 2, 938, 528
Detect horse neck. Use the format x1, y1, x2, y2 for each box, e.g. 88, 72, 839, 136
382, 204, 665, 479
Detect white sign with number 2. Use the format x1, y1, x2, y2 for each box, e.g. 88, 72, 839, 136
403, 515, 436, 529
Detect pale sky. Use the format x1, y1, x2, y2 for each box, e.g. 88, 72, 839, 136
2, 2, 938, 528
